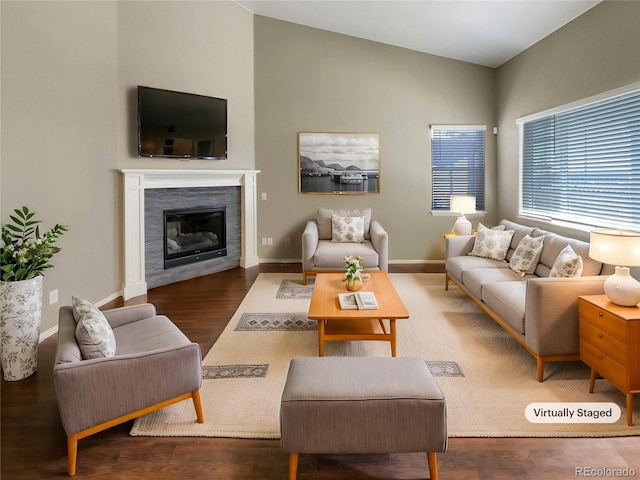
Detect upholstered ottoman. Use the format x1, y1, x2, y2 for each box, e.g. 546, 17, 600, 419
280, 356, 447, 480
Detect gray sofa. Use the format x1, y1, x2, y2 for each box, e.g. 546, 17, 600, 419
302, 208, 388, 284
445, 219, 611, 382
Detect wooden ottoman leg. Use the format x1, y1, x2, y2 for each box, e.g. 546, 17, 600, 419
427, 452, 438, 480
289, 452, 299, 480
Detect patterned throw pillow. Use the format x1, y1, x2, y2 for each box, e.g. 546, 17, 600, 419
468, 223, 514, 262
331, 215, 365, 243
549, 245, 584, 278
509, 234, 545, 276
73, 296, 117, 359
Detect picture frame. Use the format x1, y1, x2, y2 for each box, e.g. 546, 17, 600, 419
298, 132, 380, 194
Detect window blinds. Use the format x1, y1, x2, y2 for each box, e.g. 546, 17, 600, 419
521, 89, 640, 229
431, 125, 486, 211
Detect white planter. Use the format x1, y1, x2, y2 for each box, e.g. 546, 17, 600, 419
1, 276, 43, 381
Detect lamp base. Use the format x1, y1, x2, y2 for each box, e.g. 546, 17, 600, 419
452, 214, 472, 236
604, 266, 640, 307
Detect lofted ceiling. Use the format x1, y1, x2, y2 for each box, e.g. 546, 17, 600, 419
236, 0, 602, 68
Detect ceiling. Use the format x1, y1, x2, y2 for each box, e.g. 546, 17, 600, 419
236, 0, 601, 68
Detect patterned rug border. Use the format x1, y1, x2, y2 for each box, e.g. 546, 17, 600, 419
202, 364, 269, 379
235, 312, 316, 331
276, 278, 314, 299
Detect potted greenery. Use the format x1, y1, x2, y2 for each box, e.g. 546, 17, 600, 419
343, 255, 364, 291
1, 207, 68, 381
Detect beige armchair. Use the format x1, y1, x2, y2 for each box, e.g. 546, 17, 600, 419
54, 303, 204, 476
302, 208, 388, 284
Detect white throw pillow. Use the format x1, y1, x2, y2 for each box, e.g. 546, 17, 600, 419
73, 296, 116, 359
71, 295, 96, 324
549, 245, 584, 278
468, 223, 514, 262
331, 215, 365, 243
509, 234, 545, 276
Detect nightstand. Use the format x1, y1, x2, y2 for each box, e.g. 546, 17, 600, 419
578, 295, 640, 426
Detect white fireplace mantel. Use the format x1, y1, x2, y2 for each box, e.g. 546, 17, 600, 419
121, 169, 260, 300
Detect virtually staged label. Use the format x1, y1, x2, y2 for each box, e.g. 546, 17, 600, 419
525, 402, 621, 423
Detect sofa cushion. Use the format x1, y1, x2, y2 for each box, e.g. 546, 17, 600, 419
445, 255, 510, 284
509, 234, 545, 276
549, 245, 583, 278
468, 223, 514, 262
331, 214, 365, 243
113, 315, 191, 355
536, 233, 600, 277
462, 267, 530, 300
74, 298, 117, 359
481, 281, 527, 335
313, 240, 379, 268
317, 208, 371, 240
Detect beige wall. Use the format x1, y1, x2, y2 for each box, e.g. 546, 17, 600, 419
254, 16, 497, 263
116, 1, 255, 170
1, 1, 120, 334
1, 1, 255, 334
496, 0, 640, 241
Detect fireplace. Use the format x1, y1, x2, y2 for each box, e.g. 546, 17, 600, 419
164, 206, 227, 269
121, 169, 260, 299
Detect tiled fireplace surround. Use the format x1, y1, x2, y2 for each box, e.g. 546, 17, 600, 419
121, 169, 260, 300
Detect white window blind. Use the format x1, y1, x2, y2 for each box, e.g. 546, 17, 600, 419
520, 88, 640, 229
431, 125, 486, 211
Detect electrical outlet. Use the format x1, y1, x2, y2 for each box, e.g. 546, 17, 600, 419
261, 192, 267, 200
49, 289, 59, 305
262, 237, 267, 246
267, 238, 273, 245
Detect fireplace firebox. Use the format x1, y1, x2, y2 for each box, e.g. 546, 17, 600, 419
164, 206, 227, 269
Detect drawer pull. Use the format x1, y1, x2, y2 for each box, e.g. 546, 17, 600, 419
598, 312, 603, 317
598, 333, 603, 338
598, 354, 603, 360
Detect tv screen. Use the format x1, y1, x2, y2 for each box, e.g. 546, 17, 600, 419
137, 86, 227, 160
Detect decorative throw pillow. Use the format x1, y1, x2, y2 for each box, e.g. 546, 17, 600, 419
73, 296, 116, 359
71, 295, 96, 324
467, 223, 514, 262
549, 245, 584, 278
331, 215, 365, 243
509, 234, 545, 276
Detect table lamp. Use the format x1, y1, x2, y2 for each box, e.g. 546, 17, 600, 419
450, 195, 476, 235
589, 230, 640, 307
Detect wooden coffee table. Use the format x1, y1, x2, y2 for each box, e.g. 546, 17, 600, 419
307, 272, 409, 356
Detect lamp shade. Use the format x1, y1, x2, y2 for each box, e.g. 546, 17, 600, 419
589, 230, 640, 267
450, 195, 476, 214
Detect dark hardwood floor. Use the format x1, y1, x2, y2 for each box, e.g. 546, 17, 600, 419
2, 264, 638, 479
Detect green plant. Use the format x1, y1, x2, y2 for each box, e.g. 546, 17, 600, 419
1, 207, 68, 282
343, 255, 364, 280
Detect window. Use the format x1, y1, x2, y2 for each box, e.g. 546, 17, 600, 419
431, 125, 486, 211
519, 87, 640, 230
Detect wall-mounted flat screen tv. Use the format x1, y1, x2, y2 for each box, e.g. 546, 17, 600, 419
138, 86, 227, 160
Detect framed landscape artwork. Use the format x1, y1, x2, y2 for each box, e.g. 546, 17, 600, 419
298, 132, 380, 194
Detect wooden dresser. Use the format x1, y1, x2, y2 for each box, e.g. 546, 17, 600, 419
578, 295, 640, 426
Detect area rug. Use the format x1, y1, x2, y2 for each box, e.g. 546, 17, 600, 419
131, 273, 639, 438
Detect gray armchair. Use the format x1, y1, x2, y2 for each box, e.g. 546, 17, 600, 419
302, 208, 388, 284
54, 303, 204, 476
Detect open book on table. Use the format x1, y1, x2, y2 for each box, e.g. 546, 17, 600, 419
338, 291, 379, 310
